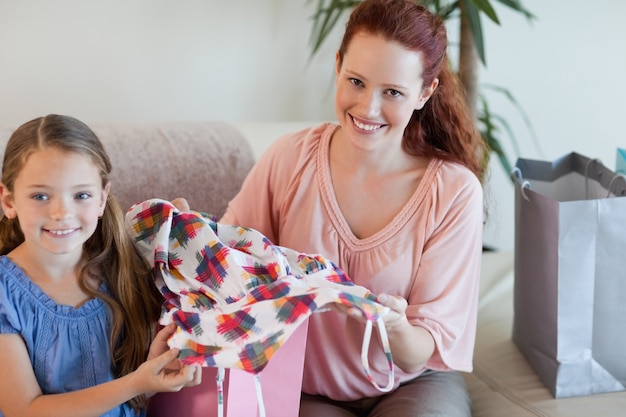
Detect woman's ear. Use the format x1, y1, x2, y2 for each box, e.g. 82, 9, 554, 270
0, 183, 16, 219
415, 78, 439, 110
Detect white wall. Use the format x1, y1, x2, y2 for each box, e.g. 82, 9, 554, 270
0, 0, 337, 124
1, 0, 624, 250
479, 0, 626, 250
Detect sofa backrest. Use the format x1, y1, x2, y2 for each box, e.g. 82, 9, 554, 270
0, 121, 255, 218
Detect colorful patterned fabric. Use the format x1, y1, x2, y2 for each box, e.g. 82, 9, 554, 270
125, 199, 393, 389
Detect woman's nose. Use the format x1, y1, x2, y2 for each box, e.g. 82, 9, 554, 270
360, 90, 382, 117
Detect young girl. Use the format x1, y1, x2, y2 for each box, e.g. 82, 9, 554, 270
0, 114, 201, 417
217, 0, 486, 415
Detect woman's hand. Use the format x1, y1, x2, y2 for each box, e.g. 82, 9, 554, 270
338, 293, 409, 331
337, 293, 434, 372
375, 293, 411, 331
171, 197, 191, 212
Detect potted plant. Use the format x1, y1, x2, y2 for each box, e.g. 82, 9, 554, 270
307, 0, 538, 176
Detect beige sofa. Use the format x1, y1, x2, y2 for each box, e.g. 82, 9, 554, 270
1, 121, 624, 416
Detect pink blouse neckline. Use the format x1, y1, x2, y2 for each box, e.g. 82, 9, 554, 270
315, 124, 440, 250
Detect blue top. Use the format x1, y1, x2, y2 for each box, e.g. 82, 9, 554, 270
0, 256, 142, 417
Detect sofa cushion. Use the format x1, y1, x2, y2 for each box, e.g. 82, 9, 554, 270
0, 121, 255, 217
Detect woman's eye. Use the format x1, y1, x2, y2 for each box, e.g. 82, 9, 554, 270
349, 78, 363, 87
387, 89, 402, 97
76, 192, 91, 200
32, 194, 48, 201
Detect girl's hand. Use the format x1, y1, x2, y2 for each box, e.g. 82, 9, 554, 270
132, 349, 202, 396
147, 323, 202, 389
148, 323, 177, 361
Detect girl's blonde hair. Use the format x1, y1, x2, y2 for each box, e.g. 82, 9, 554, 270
0, 114, 162, 412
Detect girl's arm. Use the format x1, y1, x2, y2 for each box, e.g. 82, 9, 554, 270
0, 332, 201, 417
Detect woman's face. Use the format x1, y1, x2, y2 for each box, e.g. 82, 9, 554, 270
334, 31, 437, 151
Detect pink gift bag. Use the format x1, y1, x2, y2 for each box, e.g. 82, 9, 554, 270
147, 322, 308, 417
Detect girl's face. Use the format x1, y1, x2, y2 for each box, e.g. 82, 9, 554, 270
334, 31, 438, 151
0, 147, 109, 258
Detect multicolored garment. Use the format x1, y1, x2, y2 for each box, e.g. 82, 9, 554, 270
125, 199, 393, 391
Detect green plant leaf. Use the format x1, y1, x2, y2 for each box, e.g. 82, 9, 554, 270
422, 0, 460, 19
468, 0, 500, 24
461, 0, 486, 64
308, 0, 361, 56
481, 83, 542, 156
492, 0, 535, 20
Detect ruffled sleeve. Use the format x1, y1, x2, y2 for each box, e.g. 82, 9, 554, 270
0, 261, 21, 335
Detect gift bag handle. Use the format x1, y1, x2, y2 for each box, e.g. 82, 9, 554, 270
584, 158, 604, 198
582, 159, 626, 197
361, 318, 395, 393
607, 173, 626, 197
510, 167, 532, 201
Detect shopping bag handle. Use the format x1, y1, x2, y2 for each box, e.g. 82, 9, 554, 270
510, 167, 531, 201
584, 158, 603, 198
607, 173, 626, 197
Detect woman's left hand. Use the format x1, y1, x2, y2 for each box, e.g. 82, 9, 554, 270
341, 293, 410, 331
374, 293, 410, 330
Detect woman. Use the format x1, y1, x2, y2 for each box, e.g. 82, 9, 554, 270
220, 0, 485, 415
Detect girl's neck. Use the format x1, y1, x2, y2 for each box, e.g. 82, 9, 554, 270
8, 243, 93, 308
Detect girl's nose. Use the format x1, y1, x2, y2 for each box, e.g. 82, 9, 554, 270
50, 199, 73, 220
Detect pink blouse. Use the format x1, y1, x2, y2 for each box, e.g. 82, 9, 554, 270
221, 123, 483, 401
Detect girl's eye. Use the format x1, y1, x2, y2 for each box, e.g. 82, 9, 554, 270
349, 78, 364, 87
32, 194, 48, 201
75, 192, 91, 200
387, 89, 402, 97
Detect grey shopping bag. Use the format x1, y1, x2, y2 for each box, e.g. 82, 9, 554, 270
512, 152, 626, 398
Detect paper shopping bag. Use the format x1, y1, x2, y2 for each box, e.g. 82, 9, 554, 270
616, 148, 626, 175
147, 322, 307, 417
512, 152, 626, 398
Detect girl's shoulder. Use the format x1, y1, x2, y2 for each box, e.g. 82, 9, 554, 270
0, 255, 32, 295
0, 256, 108, 322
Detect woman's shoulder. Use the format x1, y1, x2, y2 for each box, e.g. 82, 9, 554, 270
422, 159, 483, 218
260, 122, 337, 166
433, 159, 483, 195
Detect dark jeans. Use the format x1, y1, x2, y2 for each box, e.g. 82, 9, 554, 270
299, 370, 471, 417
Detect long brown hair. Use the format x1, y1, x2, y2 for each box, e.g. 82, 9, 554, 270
0, 114, 162, 412
338, 0, 487, 180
